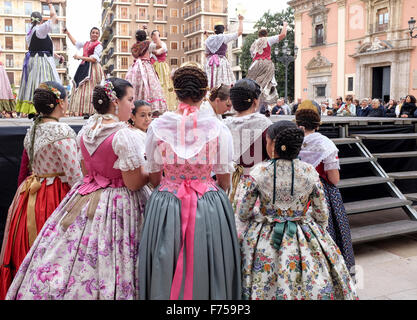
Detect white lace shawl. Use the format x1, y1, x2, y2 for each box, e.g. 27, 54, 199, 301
24, 122, 76, 159
224, 113, 272, 162
298, 132, 340, 170
205, 33, 239, 54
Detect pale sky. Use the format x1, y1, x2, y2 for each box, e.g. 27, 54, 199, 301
66, 0, 289, 78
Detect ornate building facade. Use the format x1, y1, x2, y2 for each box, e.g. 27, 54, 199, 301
289, 0, 417, 102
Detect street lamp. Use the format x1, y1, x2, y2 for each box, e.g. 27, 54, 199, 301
276, 40, 298, 104
409, 17, 417, 38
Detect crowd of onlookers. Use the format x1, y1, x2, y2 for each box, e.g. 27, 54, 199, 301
262, 94, 417, 118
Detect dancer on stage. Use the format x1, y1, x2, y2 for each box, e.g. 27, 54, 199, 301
0, 81, 82, 299
6, 78, 152, 300
65, 27, 104, 116
205, 14, 244, 89
224, 79, 272, 235
247, 22, 288, 105
295, 101, 356, 276
0, 44, 16, 114
149, 30, 177, 111
239, 120, 358, 300
16, 0, 64, 115
139, 66, 241, 300
126, 30, 167, 115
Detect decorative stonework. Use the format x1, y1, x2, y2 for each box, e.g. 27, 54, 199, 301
306, 51, 333, 71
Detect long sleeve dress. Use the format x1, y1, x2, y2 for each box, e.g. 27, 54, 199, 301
16, 20, 61, 114
247, 35, 280, 105
0, 121, 82, 299
139, 107, 241, 300
5, 118, 151, 300
205, 33, 239, 89
238, 159, 358, 300
68, 40, 105, 116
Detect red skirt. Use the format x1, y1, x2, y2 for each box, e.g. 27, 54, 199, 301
0, 177, 70, 299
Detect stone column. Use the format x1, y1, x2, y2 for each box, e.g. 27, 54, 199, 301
337, 0, 346, 97
294, 11, 303, 101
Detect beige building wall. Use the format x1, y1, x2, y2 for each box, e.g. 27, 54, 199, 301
0, 0, 68, 91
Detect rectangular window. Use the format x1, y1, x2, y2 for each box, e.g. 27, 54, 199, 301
4, 1, 12, 14
120, 7, 129, 19
170, 58, 178, 66
377, 8, 389, 32
5, 19, 13, 32
6, 54, 14, 67
171, 25, 178, 34
138, 8, 147, 19
42, 4, 50, 15
348, 77, 354, 92
156, 9, 164, 20
121, 40, 129, 52
120, 23, 129, 36
170, 42, 178, 50
24, 2, 33, 15
121, 56, 129, 69
171, 9, 178, 18
25, 21, 32, 33
156, 24, 164, 36
315, 24, 324, 45
7, 72, 14, 85
5, 37, 13, 50
316, 85, 326, 97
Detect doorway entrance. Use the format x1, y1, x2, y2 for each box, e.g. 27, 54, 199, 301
372, 66, 391, 103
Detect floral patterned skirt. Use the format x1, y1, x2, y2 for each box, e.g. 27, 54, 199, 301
205, 56, 235, 89
240, 217, 358, 300
5, 183, 151, 300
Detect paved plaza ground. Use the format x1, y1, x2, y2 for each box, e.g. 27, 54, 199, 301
351, 207, 417, 300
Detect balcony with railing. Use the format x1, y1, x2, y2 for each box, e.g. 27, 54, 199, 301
153, 0, 167, 6
153, 15, 168, 23
184, 7, 202, 20
136, 14, 150, 21
184, 42, 202, 53
184, 24, 202, 36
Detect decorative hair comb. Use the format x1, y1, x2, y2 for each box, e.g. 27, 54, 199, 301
103, 80, 118, 102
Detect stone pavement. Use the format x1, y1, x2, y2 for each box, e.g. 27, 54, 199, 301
349, 207, 417, 300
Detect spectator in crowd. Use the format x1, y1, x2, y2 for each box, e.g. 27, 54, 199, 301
320, 103, 328, 116
292, 98, 302, 114
354, 99, 360, 116
367, 98, 385, 117
357, 98, 372, 117
396, 97, 405, 117
400, 95, 417, 118
384, 99, 397, 118
336, 95, 356, 116
330, 96, 344, 116
272, 98, 291, 115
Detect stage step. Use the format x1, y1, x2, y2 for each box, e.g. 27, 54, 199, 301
332, 138, 360, 145
373, 151, 417, 159
351, 220, 417, 244
405, 193, 417, 201
339, 157, 376, 165
338, 176, 393, 189
388, 171, 417, 180
344, 197, 412, 215
351, 133, 417, 140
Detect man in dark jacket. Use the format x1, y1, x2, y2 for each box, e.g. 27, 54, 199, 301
357, 99, 371, 117
367, 99, 385, 117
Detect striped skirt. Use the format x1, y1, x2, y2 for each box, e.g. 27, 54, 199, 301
153, 61, 177, 111
16, 54, 61, 114
68, 62, 104, 116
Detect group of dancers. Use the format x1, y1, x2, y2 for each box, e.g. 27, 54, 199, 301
0, 2, 358, 300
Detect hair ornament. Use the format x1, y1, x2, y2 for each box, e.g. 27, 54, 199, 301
98, 99, 103, 105
281, 145, 287, 152
103, 80, 118, 102
31, 16, 41, 23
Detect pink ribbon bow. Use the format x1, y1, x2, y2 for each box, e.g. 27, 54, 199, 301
208, 54, 220, 88
170, 179, 208, 300
178, 103, 199, 147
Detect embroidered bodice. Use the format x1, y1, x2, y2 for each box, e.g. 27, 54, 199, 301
237, 160, 329, 227
23, 122, 81, 187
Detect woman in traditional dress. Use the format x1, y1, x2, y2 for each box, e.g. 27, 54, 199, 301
224, 79, 272, 235
126, 30, 167, 115
16, 0, 64, 115
0, 44, 16, 114
205, 15, 244, 89
238, 120, 358, 300
65, 27, 104, 116
128, 100, 152, 159
139, 66, 240, 300
149, 30, 177, 111
6, 78, 152, 300
295, 101, 356, 276
247, 22, 288, 105
0, 81, 82, 299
